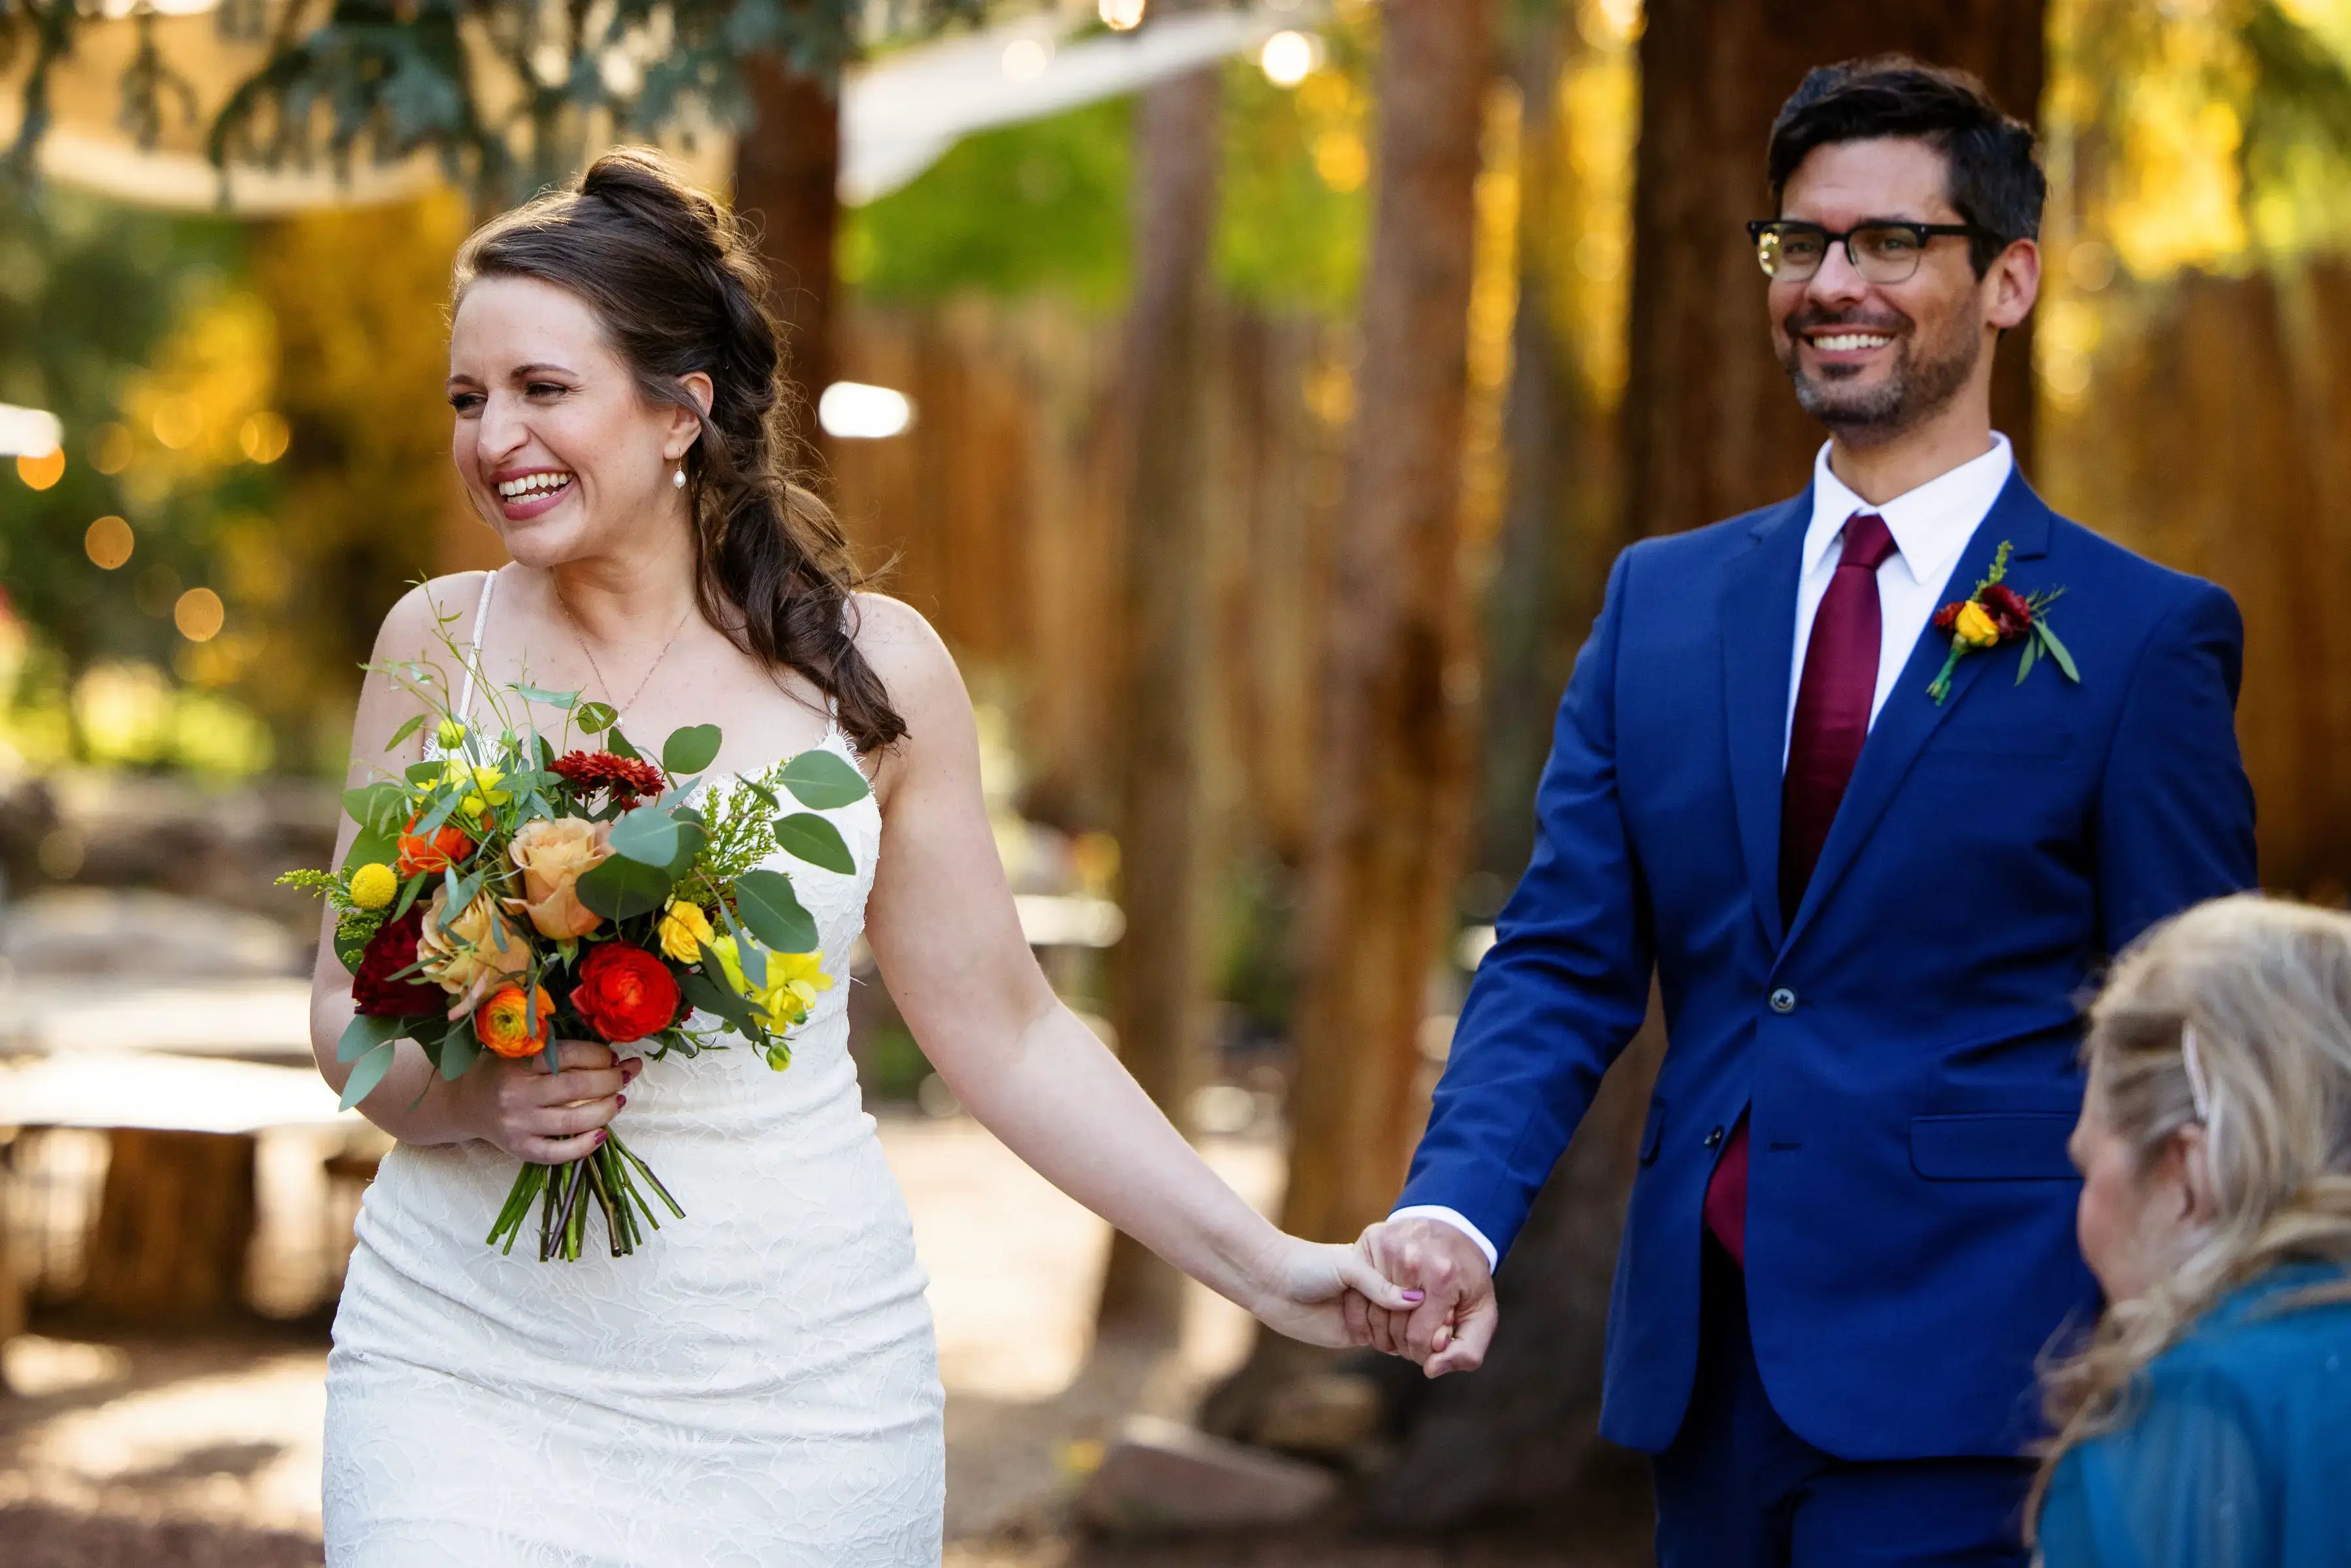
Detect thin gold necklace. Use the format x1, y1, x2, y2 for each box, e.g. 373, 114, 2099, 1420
556, 592, 694, 720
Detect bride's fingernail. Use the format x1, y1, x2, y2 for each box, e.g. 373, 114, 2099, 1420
1403, 1290, 1425, 1304
617, 1094, 628, 1108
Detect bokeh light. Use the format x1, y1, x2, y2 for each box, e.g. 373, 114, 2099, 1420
1259, 30, 1321, 88
150, 396, 202, 450
91, 422, 135, 474
85, 516, 135, 569
173, 586, 226, 642
15, 448, 66, 490
1002, 38, 1051, 83
1098, 0, 1144, 29
239, 411, 291, 463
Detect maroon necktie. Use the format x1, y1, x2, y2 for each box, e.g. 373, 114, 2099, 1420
1704, 511, 1896, 1264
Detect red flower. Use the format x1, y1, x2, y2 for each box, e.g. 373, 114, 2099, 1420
569, 942, 682, 1042
552, 750, 669, 803
1932, 601, 1964, 633
1979, 582, 2034, 639
352, 906, 446, 1017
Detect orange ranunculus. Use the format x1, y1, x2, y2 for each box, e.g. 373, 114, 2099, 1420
398, 814, 477, 877
474, 984, 556, 1059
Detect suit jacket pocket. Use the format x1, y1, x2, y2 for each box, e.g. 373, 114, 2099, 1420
1909, 1113, 2078, 1180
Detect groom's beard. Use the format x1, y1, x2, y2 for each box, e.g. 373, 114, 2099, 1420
1777, 302, 1981, 440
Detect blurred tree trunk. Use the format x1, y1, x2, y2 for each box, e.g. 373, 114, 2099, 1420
1474, 5, 1616, 895
1096, 1, 1225, 1340
78, 1130, 257, 1325
735, 58, 842, 453
1356, 1, 2047, 1528
1208, 0, 1499, 1428
1621, 0, 2043, 545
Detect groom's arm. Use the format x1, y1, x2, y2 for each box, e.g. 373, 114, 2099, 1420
2096, 581, 2258, 951
1394, 545, 1658, 1267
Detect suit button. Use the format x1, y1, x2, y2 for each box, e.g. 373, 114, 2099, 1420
1769, 987, 1798, 1014
1704, 1127, 1725, 1149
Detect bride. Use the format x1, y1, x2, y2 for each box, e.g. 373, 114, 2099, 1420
307, 148, 1411, 1566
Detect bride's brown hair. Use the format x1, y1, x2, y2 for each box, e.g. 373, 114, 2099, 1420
451, 147, 906, 754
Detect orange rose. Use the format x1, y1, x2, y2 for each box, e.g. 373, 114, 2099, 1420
398, 815, 477, 877
474, 984, 556, 1059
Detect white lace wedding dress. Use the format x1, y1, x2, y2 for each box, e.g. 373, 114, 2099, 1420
323, 578, 942, 1566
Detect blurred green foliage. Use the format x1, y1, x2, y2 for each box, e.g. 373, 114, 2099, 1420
841, 53, 1372, 316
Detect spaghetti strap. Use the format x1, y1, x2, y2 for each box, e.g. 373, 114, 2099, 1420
453, 569, 498, 725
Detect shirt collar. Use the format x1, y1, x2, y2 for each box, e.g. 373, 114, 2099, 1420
1803, 432, 2015, 586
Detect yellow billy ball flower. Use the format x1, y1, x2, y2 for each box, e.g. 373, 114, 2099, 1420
349, 861, 398, 910
1952, 600, 2001, 649
658, 899, 716, 964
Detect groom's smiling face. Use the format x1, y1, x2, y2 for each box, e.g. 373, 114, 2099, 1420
1768, 136, 2025, 440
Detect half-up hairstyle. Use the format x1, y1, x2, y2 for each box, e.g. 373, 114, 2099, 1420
2028, 893, 2351, 1535
451, 147, 907, 754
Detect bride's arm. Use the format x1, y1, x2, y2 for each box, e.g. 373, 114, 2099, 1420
305, 580, 630, 1157
854, 598, 1415, 1343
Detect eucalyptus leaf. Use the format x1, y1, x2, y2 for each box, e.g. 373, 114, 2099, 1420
605, 728, 644, 761
340, 1040, 399, 1111
2016, 636, 2039, 686
734, 868, 818, 953
779, 749, 871, 810
406, 761, 447, 788
712, 899, 768, 989
608, 807, 682, 866
515, 683, 581, 708
385, 713, 426, 752
773, 812, 855, 875
392, 872, 426, 920
577, 701, 618, 734
2036, 620, 2081, 682
664, 822, 708, 880
662, 724, 722, 775
577, 854, 673, 921
680, 967, 755, 1030
338, 1012, 408, 1064
438, 1018, 481, 1081
344, 782, 406, 830
342, 824, 400, 876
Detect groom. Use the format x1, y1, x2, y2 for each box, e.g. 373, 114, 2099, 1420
1351, 59, 2256, 1565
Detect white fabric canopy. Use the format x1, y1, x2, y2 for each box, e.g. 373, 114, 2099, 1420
5, 1, 1322, 214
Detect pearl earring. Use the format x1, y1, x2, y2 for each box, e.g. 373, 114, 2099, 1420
672, 466, 686, 490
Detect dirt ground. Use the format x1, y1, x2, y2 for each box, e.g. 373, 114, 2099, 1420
0, 1115, 1650, 1567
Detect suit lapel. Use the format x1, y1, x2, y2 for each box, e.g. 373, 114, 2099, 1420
1778, 472, 2057, 955
1720, 491, 1814, 953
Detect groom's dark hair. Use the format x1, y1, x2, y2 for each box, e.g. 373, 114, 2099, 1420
1767, 56, 2045, 278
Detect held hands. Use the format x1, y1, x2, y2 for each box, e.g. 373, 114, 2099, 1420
1341, 1217, 1498, 1377
455, 1040, 644, 1162
1249, 1236, 1428, 1349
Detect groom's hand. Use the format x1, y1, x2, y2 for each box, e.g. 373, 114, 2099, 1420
1345, 1218, 1497, 1377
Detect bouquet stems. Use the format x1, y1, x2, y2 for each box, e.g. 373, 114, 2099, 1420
485, 1132, 684, 1262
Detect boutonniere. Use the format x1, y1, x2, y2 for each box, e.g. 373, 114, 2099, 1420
1926, 541, 2079, 705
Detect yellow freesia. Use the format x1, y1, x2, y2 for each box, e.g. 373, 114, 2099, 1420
440, 760, 511, 824
711, 935, 833, 1032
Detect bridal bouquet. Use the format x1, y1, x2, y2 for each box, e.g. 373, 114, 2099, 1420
283, 622, 869, 1262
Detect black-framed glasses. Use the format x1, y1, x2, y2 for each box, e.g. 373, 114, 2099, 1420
1746, 219, 1989, 283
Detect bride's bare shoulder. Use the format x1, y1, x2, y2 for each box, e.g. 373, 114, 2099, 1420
372, 571, 499, 662
844, 592, 964, 716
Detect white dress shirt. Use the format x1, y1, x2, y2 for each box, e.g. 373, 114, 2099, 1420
1393, 434, 2017, 1272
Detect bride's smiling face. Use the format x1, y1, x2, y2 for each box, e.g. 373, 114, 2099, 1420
446, 274, 705, 567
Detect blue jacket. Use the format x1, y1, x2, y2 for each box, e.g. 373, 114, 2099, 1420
2037, 1263, 2351, 1567
1397, 472, 2257, 1460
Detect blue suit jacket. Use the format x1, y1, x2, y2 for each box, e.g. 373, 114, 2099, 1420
1397, 471, 2257, 1460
